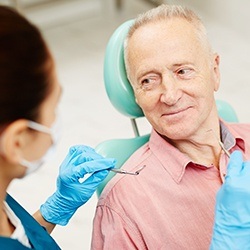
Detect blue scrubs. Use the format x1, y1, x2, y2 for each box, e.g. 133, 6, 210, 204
0, 194, 61, 249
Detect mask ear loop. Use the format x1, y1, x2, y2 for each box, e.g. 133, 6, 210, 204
27, 121, 51, 134
20, 119, 61, 177
27, 114, 62, 145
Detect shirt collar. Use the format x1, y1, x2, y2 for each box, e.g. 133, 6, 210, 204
148, 121, 246, 183
149, 130, 191, 183
220, 120, 245, 152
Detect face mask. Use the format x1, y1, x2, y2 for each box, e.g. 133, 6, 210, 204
20, 116, 62, 176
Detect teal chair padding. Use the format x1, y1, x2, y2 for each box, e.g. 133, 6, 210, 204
103, 19, 142, 119
215, 99, 238, 123
96, 20, 239, 197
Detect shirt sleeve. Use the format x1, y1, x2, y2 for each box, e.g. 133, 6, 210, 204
91, 204, 146, 250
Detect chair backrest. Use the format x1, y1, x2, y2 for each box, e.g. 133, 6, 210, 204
104, 19, 142, 119
96, 20, 239, 196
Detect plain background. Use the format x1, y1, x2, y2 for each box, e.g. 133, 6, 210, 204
1, 0, 249, 249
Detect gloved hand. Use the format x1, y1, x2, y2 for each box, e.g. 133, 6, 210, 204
210, 150, 250, 250
40, 145, 116, 226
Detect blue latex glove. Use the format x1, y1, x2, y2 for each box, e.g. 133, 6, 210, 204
210, 150, 250, 250
40, 145, 116, 226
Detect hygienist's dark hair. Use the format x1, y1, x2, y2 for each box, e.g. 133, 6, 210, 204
0, 6, 54, 132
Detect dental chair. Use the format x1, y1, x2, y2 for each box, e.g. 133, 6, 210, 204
95, 20, 239, 197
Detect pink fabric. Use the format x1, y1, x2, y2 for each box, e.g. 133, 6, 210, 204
91, 122, 250, 250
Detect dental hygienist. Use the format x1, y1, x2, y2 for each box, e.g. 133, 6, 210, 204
0, 6, 115, 249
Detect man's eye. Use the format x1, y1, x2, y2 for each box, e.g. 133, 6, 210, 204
178, 69, 190, 75
142, 78, 151, 84
140, 76, 160, 90
176, 68, 194, 79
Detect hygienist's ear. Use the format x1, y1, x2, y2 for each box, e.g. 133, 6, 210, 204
212, 53, 220, 92
0, 120, 30, 164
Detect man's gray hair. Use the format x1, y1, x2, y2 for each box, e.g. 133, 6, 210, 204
124, 4, 212, 80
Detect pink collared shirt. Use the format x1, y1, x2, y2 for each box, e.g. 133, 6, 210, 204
91, 122, 250, 250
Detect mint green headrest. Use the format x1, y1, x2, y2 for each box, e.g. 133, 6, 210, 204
103, 19, 144, 118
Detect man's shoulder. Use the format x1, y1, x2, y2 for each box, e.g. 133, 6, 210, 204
97, 142, 152, 204
228, 122, 250, 133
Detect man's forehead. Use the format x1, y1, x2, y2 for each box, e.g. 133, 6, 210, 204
128, 20, 200, 55
131, 18, 195, 38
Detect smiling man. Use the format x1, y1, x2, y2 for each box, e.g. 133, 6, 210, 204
91, 5, 250, 250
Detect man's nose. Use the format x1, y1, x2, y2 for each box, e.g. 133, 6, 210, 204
160, 73, 181, 105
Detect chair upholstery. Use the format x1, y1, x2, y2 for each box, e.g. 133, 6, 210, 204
104, 19, 141, 118
96, 20, 239, 196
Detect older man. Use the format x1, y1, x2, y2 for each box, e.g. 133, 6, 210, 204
91, 4, 250, 249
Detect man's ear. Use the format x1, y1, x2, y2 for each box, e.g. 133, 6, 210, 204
213, 53, 220, 92
0, 120, 30, 164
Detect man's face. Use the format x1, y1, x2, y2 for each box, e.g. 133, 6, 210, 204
127, 18, 220, 140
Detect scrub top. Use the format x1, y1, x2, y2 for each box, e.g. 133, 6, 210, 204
0, 194, 61, 250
